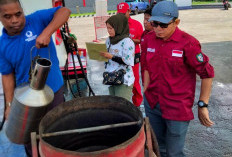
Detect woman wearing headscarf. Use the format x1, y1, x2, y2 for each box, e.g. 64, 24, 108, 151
100, 14, 135, 101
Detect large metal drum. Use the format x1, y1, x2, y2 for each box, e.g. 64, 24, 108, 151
38, 96, 145, 157
6, 58, 53, 144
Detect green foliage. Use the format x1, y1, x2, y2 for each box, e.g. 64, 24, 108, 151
70, 12, 95, 17
192, 0, 231, 2
193, 0, 217, 1
192, 1, 217, 5
70, 10, 117, 17
192, 0, 231, 5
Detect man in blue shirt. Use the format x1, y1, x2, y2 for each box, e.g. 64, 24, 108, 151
0, 0, 71, 119
0, 0, 71, 156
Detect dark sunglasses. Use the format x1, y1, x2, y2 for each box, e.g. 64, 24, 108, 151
151, 21, 174, 28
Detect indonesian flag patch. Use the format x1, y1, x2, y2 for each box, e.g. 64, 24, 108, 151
172, 50, 183, 57
196, 53, 204, 62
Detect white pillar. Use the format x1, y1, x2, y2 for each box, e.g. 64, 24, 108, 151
175, 0, 192, 8
94, 0, 109, 40
95, 0, 108, 16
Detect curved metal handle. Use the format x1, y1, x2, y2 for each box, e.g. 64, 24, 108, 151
30, 46, 37, 75
30, 46, 51, 71
30, 46, 51, 82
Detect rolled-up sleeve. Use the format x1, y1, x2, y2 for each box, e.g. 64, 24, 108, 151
184, 40, 214, 79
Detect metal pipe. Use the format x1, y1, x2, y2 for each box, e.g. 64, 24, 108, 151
42, 121, 141, 138
30, 58, 51, 90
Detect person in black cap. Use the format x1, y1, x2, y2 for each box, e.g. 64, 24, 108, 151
140, 7, 153, 84
143, 1, 215, 157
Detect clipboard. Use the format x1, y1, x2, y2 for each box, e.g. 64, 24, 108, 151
86, 42, 108, 62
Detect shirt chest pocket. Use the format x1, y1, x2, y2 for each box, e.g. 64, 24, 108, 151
146, 51, 159, 71
167, 57, 188, 76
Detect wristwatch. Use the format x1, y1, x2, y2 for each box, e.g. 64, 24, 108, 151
197, 100, 208, 108
6, 102, 11, 107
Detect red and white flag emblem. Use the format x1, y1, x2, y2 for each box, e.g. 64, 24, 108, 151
172, 50, 183, 57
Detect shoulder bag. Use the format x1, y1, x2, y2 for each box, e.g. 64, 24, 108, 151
103, 44, 126, 85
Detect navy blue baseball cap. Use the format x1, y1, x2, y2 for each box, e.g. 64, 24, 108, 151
149, 1, 179, 24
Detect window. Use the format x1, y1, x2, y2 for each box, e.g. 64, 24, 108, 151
125, 0, 135, 2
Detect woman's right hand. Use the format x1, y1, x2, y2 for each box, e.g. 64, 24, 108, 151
100, 52, 113, 59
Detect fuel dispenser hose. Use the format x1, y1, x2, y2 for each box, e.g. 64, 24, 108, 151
61, 22, 95, 98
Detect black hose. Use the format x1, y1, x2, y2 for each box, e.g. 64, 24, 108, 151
69, 50, 82, 97
74, 43, 95, 96
60, 20, 95, 97
64, 59, 77, 98
60, 23, 81, 98
62, 0, 66, 7
0, 104, 5, 131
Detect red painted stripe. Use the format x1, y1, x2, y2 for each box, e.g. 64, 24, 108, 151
172, 50, 183, 54
19, 106, 29, 140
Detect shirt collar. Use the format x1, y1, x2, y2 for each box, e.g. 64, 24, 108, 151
155, 27, 182, 42
166, 27, 182, 42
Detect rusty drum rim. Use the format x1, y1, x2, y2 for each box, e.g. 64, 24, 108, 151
39, 95, 144, 155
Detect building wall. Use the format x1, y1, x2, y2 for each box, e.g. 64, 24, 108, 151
65, 0, 124, 14
20, 0, 52, 14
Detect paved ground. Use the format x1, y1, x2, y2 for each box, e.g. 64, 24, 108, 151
0, 7, 232, 157
68, 8, 232, 157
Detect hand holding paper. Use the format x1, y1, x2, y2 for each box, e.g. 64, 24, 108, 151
86, 42, 108, 62
100, 52, 113, 59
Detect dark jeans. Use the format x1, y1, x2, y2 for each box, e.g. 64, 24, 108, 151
47, 86, 65, 111
25, 86, 65, 157
144, 96, 190, 157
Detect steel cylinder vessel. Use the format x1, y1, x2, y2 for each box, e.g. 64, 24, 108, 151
38, 96, 145, 157
6, 58, 54, 144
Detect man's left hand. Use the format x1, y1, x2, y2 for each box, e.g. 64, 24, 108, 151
198, 107, 214, 127
36, 34, 51, 49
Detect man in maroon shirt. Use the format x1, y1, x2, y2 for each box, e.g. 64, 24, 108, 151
117, 3, 144, 107
143, 1, 214, 157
